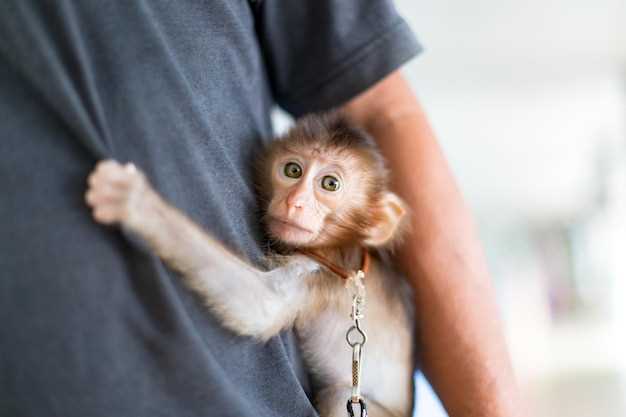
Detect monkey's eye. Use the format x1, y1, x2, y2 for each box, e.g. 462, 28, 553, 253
283, 162, 303, 179
321, 175, 341, 192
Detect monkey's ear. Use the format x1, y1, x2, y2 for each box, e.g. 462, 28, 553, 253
363, 192, 407, 247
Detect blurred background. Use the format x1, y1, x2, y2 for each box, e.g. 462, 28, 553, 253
392, 1, 626, 416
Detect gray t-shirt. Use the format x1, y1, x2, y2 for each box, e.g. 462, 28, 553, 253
0, 1, 420, 416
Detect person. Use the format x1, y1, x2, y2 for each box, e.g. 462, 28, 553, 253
0, 1, 522, 416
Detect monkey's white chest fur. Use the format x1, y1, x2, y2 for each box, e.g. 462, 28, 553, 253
293, 258, 415, 417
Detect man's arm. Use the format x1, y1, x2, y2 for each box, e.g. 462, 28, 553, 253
342, 71, 524, 417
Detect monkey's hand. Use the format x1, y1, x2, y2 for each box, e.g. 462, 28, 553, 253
85, 159, 154, 229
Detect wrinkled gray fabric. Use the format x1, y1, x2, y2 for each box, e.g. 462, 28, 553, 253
0, 1, 421, 416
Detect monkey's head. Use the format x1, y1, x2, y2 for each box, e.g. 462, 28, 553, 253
257, 112, 407, 250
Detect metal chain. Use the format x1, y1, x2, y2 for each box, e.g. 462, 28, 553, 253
345, 270, 368, 417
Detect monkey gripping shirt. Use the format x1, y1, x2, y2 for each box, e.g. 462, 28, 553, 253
0, 1, 420, 416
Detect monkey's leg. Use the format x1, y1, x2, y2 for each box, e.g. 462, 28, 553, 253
316, 386, 401, 417
85, 160, 318, 340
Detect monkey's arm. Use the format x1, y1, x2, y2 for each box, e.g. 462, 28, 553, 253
85, 160, 317, 340
343, 72, 525, 417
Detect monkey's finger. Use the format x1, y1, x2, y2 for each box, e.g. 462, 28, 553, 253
93, 160, 133, 178
88, 171, 138, 191
92, 206, 127, 224
92, 164, 144, 188
94, 159, 123, 172
124, 162, 137, 173
96, 160, 142, 178
85, 188, 126, 207
90, 166, 127, 182
88, 178, 134, 194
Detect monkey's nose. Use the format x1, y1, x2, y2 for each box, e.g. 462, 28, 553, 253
286, 202, 303, 218
286, 189, 308, 210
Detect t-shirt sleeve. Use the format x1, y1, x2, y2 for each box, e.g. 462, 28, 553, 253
256, 0, 422, 117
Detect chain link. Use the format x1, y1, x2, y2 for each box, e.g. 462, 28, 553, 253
345, 269, 368, 417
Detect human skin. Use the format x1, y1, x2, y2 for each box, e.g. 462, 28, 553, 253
342, 71, 525, 417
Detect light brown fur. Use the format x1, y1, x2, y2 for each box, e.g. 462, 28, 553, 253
85, 113, 415, 417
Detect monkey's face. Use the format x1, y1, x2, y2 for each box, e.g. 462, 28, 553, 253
258, 113, 407, 250
265, 148, 369, 247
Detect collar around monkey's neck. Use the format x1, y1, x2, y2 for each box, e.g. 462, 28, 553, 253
298, 247, 371, 280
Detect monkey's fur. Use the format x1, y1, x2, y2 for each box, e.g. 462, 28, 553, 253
86, 113, 415, 417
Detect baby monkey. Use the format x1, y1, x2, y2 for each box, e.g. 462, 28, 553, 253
86, 113, 415, 417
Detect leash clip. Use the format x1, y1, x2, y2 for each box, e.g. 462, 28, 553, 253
347, 398, 368, 417
345, 268, 368, 416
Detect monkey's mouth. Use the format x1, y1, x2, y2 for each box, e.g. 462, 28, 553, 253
269, 217, 314, 233
267, 217, 316, 243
